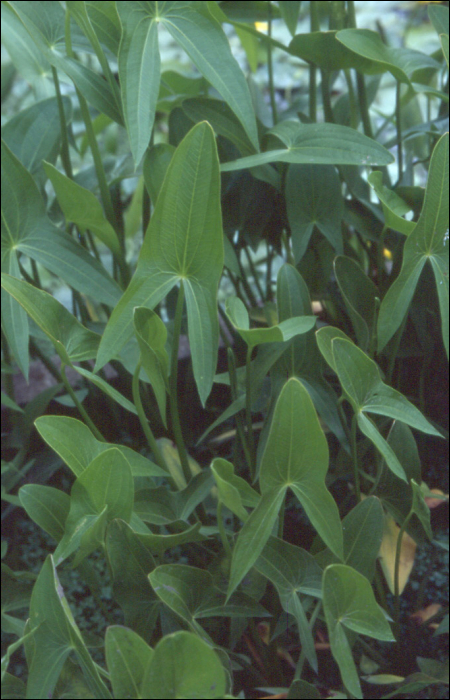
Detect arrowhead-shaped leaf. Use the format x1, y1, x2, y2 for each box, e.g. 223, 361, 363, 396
221, 121, 394, 171
53, 448, 134, 566
323, 564, 395, 699
96, 122, 224, 406
377, 133, 448, 357
35, 415, 166, 478
286, 164, 344, 263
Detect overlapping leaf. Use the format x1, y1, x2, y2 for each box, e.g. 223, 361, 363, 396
134, 307, 169, 428
53, 448, 134, 567
221, 121, 394, 171
225, 295, 316, 347
116, 1, 258, 165
95, 122, 224, 406
377, 133, 449, 358
227, 378, 343, 601
334, 256, 379, 352
35, 415, 166, 479
368, 171, 416, 236
105, 626, 153, 700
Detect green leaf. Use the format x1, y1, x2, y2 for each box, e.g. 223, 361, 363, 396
323, 564, 395, 699
106, 519, 159, 644
143, 143, 175, 203
410, 480, 432, 541
35, 415, 166, 479
334, 256, 379, 352
19, 485, 70, 542
225, 296, 316, 347
288, 680, 321, 699
96, 122, 224, 406
135, 521, 207, 558
134, 471, 215, 526
26, 555, 112, 699
368, 172, 415, 236
441, 34, 449, 68
44, 162, 121, 257
182, 97, 256, 155
149, 564, 270, 635
332, 338, 441, 435
260, 379, 344, 558
0, 252, 28, 380
429, 4, 449, 37
0, 275, 101, 367
286, 164, 344, 263
255, 536, 322, 673
86, 1, 122, 56
1, 141, 122, 306
221, 121, 394, 171
1, 2, 51, 93
211, 458, 260, 523
105, 626, 153, 700
134, 307, 169, 428
289, 30, 373, 73
161, 4, 259, 151
279, 1, 301, 36
141, 631, 226, 700
116, 2, 161, 167
1, 392, 23, 413
315, 327, 355, 374
53, 448, 134, 567
1, 672, 26, 698
336, 28, 441, 84
228, 378, 343, 600
2, 97, 72, 179
73, 365, 139, 415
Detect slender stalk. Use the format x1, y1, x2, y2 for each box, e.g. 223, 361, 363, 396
265, 242, 274, 302
238, 254, 259, 307
394, 510, 413, 629
351, 415, 361, 502
51, 66, 73, 179
294, 599, 322, 680
337, 395, 351, 443
368, 296, 380, 359
1, 330, 15, 402
344, 69, 358, 129
245, 346, 257, 481
277, 492, 286, 539
142, 186, 151, 238
267, 1, 278, 125
347, 0, 357, 28
321, 70, 335, 123
132, 360, 171, 477
309, 2, 320, 121
169, 283, 192, 484
356, 71, 374, 138
217, 501, 233, 559
394, 80, 404, 186
60, 365, 106, 441
65, 12, 129, 288
243, 247, 265, 304
30, 259, 42, 288
227, 348, 253, 472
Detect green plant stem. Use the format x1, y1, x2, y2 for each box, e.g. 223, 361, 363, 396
30, 259, 42, 288
394, 510, 413, 630
217, 500, 233, 559
368, 296, 380, 359
238, 254, 259, 308
277, 492, 286, 539
1, 329, 15, 402
132, 359, 171, 478
65, 12, 129, 289
294, 599, 322, 680
337, 395, 351, 443
347, 0, 357, 27
51, 66, 73, 179
227, 348, 253, 473
143, 186, 151, 237
60, 364, 106, 441
309, 2, 320, 121
344, 69, 358, 129
265, 242, 274, 302
321, 70, 335, 123
355, 71, 374, 138
267, 1, 278, 126
245, 345, 257, 481
351, 415, 361, 502
29, 338, 63, 384
169, 283, 192, 485
243, 247, 265, 304
281, 230, 295, 265
394, 80, 404, 186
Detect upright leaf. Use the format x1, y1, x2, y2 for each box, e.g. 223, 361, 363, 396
286, 164, 344, 263
96, 122, 224, 406
377, 134, 449, 357
227, 378, 343, 600
105, 626, 153, 700
334, 256, 379, 352
26, 555, 112, 699
134, 307, 169, 427
279, 1, 302, 36
19, 485, 70, 542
